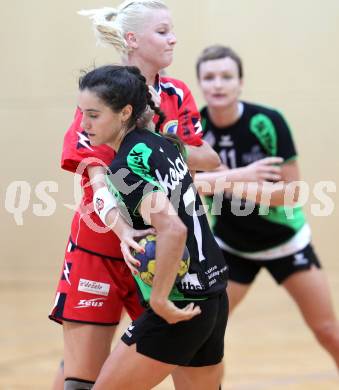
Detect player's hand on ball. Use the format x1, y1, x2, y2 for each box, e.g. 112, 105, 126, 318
120, 228, 156, 275
132, 235, 190, 286
151, 299, 201, 324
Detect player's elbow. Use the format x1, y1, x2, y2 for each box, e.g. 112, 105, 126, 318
196, 144, 220, 171
186, 142, 221, 171
204, 148, 221, 170
167, 218, 187, 243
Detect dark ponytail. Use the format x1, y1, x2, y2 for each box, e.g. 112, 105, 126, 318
127, 67, 166, 133
146, 91, 166, 132
161, 132, 186, 158
143, 82, 185, 157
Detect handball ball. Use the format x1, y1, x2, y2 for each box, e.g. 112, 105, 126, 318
133, 234, 190, 286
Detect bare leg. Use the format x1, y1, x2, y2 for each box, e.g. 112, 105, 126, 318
172, 363, 224, 390
94, 341, 176, 390
227, 281, 252, 314
63, 322, 116, 381
283, 267, 339, 370
51, 360, 64, 390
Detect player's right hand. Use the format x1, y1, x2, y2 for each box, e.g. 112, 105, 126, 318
243, 157, 283, 182
150, 299, 201, 324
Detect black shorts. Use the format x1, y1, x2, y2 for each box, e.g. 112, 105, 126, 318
223, 244, 321, 285
121, 291, 228, 367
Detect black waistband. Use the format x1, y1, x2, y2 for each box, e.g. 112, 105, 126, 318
69, 237, 124, 261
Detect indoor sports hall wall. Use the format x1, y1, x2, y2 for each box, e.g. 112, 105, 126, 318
1, 0, 338, 388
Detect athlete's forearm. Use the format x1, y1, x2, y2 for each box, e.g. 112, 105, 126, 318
196, 168, 249, 194
104, 207, 133, 238
195, 170, 299, 207
139, 192, 187, 305
150, 223, 187, 306
88, 165, 107, 191
228, 182, 298, 207
88, 165, 133, 235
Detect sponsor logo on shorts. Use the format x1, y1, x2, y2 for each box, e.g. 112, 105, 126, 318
124, 324, 135, 338
293, 253, 309, 266
74, 297, 106, 309
179, 272, 203, 290
78, 279, 110, 296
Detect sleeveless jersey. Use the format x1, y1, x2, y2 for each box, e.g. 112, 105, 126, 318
106, 128, 228, 301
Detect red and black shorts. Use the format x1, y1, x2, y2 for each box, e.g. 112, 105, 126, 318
49, 239, 144, 325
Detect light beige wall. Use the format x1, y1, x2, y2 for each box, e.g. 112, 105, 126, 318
1, 0, 338, 279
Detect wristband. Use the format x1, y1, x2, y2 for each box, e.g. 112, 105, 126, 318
93, 187, 118, 226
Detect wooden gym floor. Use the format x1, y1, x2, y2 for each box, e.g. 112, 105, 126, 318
1, 253, 338, 389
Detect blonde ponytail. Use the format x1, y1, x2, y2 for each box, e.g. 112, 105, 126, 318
78, 7, 128, 53
78, 1, 167, 55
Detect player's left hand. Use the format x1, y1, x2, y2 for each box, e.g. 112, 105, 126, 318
150, 299, 201, 324
120, 227, 156, 274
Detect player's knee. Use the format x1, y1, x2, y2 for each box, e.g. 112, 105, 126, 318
312, 321, 339, 347
64, 377, 95, 390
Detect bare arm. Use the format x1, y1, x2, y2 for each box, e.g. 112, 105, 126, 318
88, 166, 154, 261
232, 160, 300, 206
146, 86, 220, 171
195, 159, 301, 207
139, 191, 201, 323
186, 140, 221, 171
196, 157, 283, 187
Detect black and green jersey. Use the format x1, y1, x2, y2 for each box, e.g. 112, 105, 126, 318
106, 128, 227, 301
201, 102, 306, 253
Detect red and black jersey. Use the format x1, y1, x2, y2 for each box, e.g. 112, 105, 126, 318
61, 108, 122, 259
61, 76, 203, 258
155, 75, 203, 146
